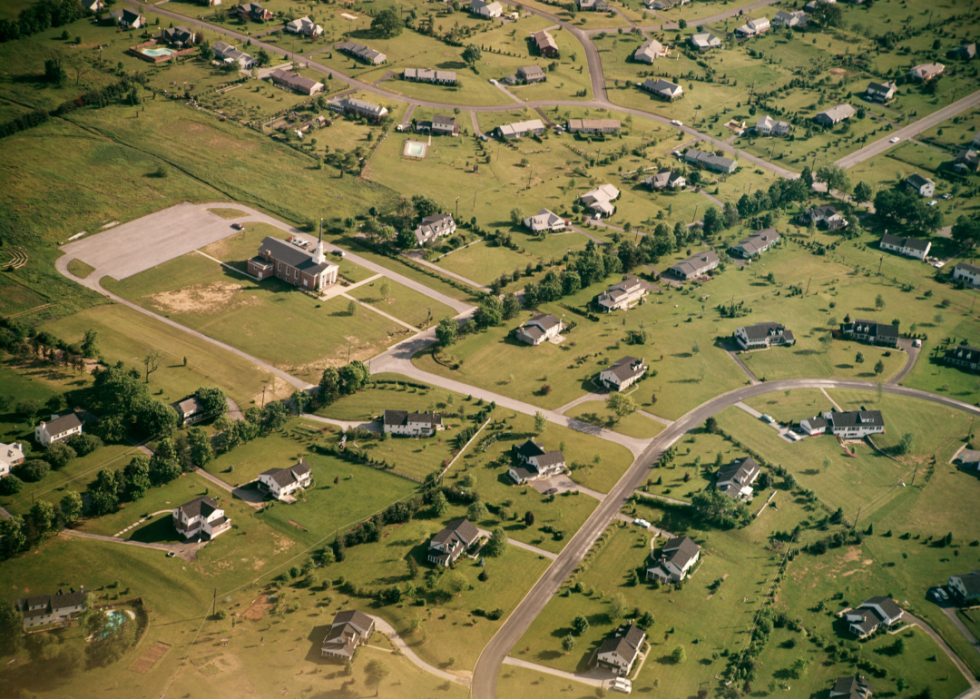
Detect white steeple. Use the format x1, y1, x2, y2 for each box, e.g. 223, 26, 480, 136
314, 218, 326, 264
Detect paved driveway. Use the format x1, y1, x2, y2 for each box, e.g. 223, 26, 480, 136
60, 202, 249, 280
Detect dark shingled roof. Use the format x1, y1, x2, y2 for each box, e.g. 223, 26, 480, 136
260, 461, 311, 487
881, 233, 930, 252
716, 457, 760, 487
258, 236, 334, 275
43, 412, 82, 435
605, 356, 647, 382
662, 536, 700, 570
332, 609, 374, 635
515, 439, 547, 459
383, 410, 443, 427
849, 609, 880, 636
431, 519, 480, 547
863, 596, 902, 620
831, 410, 885, 430
832, 676, 873, 698
177, 496, 220, 519
598, 623, 645, 664
739, 322, 787, 342
953, 572, 980, 596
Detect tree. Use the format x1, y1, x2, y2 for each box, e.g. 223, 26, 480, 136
561, 634, 576, 653
46, 442, 76, 470
790, 657, 808, 678
510, 207, 525, 227
432, 491, 450, 517
672, 645, 686, 664
609, 593, 628, 621
534, 411, 547, 434
484, 527, 507, 557
874, 360, 885, 375
339, 361, 369, 394
89, 488, 118, 517
476, 295, 503, 327
875, 294, 885, 310
572, 615, 589, 635
29, 500, 56, 536
951, 215, 980, 249
348, 299, 357, 316
142, 349, 162, 384
371, 7, 402, 38
0, 475, 23, 495
467, 500, 489, 521
854, 181, 873, 203
898, 432, 915, 455
436, 317, 458, 347
856, 351, 865, 364
187, 427, 214, 467
138, 400, 178, 437
0, 600, 23, 657
60, 490, 83, 525
817, 164, 851, 195
195, 386, 228, 418
524, 511, 535, 527
462, 44, 481, 65
365, 658, 391, 696
18, 459, 49, 482
607, 392, 637, 421
445, 570, 468, 595
704, 417, 719, 434
123, 455, 151, 501
319, 367, 341, 405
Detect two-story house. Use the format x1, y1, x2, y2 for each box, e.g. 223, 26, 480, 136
35, 412, 82, 447
879, 233, 931, 260
257, 461, 312, 501
523, 208, 567, 233
943, 345, 980, 373
846, 597, 903, 637
644, 168, 686, 190
716, 456, 761, 500
952, 261, 980, 286
173, 496, 232, 540
171, 396, 206, 426
905, 173, 935, 198
509, 439, 566, 484
321, 610, 375, 660
580, 184, 620, 217
866, 80, 897, 102
0, 441, 25, 478
427, 518, 481, 566
800, 205, 847, 230
596, 624, 645, 676
515, 314, 564, 346
840, 319, 899, 347
829, 676, 874, 699
802, 410, 885, 438
597, 274, 651, 312
414, 213, 456, 246
17, 588, 87, 629
735, 322, 794, 350
646, 536, 701, 582
949, 571, 980, 602
382, 410, 443, 437
599, 357, 648, 392
470, 0, 503, 17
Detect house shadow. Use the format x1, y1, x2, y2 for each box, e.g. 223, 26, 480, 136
436, 60, 467, 70
128, 516, 183, 544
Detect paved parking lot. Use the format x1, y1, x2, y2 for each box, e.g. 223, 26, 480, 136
60, 202, 251, 280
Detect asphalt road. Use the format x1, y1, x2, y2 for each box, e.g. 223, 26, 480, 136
470, 378, 980, 698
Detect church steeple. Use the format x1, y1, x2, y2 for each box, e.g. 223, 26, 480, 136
314, 218, 326, 264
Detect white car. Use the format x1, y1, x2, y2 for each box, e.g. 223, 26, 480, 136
913, 339, 922, 348
610, 678, 632, 694
489, 79, 497, 85
928, 200, 938, 207
890, 137, 900, 144
761, 414, 775, 424
670, 119, 683, 126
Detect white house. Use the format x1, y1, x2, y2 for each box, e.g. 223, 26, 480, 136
580, 183, 620, 216
646, 535, 701, 582
0, 442, 25, 478
846, 597, 904, 637
866, 80, 897, 102
82, 0, 104, 11
470, 0, 503, 18
735, 322, 794, 350
257, 461, 312, 501
735, 16, 770, 38
321, 610, 375, 660
382, 410, 443, 437
171, 396, 206, 426
953, 261, 980, 286
949, 571, 980, 602
35, 413, 82, 447
644, 168, 686, 190
599, 356, 647, 392
905, 173, 935, 198
285, 16, 323, 37
756, 115, 790, 136
509, 438, 566, 484
414, 213, 456, 246
633, 38, 665, 64
683, 148, 737, 174
814, 104, 856, 127
16, 589, 87, 629
840, 319, 899, 347
729, 229, 780, 258
944, 345, 980, 373
801, 410, 885, 438
716, 456, 761, 500
597, 275, 650, 312
773, 9, 807, 27
639, 77, 684, 101
211, 41, 257, 69
668, 251, 720, 279
496, 119, 546, 139
515, 313, 563, 346
690, 32, 722, 51
596, 624, 645, 676
879, 233, 931, 260
428, 518, 480, 565
109, 8, 144, 28
909, 63, 944, 81
524, 208, 567, 233
173, 496, 232, 540
800, 205, 847, 230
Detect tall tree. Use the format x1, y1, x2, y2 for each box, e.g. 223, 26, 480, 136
371, 7, 402, 38
143, 349, 162, 384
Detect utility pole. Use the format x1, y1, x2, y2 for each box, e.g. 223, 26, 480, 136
211, 588, 217, 618
691, 204, 700, 223
877, 255, 883, 276
455, 196, 459, 220
805, 275, 812, 295
261, 385, 266, 408
347, 341, 351, 363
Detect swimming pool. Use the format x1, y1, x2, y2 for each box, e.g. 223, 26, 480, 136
141, 47, 176, 57
96, 610, 128, 639
404, 141, 427, 158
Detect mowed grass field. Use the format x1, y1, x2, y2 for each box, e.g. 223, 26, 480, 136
102, 252, 410, 383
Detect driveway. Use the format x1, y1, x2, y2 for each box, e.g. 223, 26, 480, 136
530, 473, 605, 502
61, 529, 205, 562
890, 340, 920, 385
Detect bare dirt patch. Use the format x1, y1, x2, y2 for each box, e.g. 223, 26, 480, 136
242, 595, 274, 621
148, 281, 252, 316
129, 641, 171, 674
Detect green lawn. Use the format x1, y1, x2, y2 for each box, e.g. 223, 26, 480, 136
347, 276, 456, 328
435, 231, 591, 287
566, 400, 664, 440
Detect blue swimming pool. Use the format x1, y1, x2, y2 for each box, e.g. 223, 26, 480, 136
141, 47, 176, 57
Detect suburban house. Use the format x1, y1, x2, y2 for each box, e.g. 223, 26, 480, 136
211, 41, 257, 69
567, 118, 620, 135
633, 38, 666, 63
735, 16, 770, 38
509, 439, 566, 484
197, 0, 222, 6
729, 229, 780, 258
414, 213, 456, 246
517, 65, 547, 83
640, 78, 684, 101
879, 233, 931, 260
597, 275, 652, 312
954, 148, 980, 174
644, 168, 686, 190
578, 0, 610, 10
257, 461, 312, 501
846, 597, 904, 638
533, 30, 559, 57
336, 40, 387, 65
0, 441, 25, 478
381, 410, 443, 437
646, 536, 701, 582
909, 62, 944, 81
735, 322, 794, 350
428, 518, 481, 566
596, 624, 645, 676
839, 319, 899, 347
974, 133, 980, 148
690, 32, 722, 50
108, 8, 144, 28
905, 173, 935, 198
171, 396, 206, 426
35, 412, 82, 447
829, 676, 874, 699
599, 356, 648, 391
646, 0, 688, 8
756, 115, 790, 136
955, 43, 977, 60
234, 2, 273, 21
956, 449, 980, 470
248, 233, 339, 291
952, 261, 980, 286
515, 313, 564, 346
173, 496, 232, 540
496, 119, 546, 139
327, 96, 388, 121
814, 104, 856, 127
158, 26, 195, 47
523, 208, 567, 233
285, 16, 322, 37
801, 410, 885, 438
269, 69, 324, 95
580, 183, 620, 216
683, 148, 738, 174
800, 205, 847, 230
865, 80, 897, 102
16, 589, 86, 630
404, 68, 457, 84
424, 115, 460, 136
716, 456, 761, 500
948, 571, 980, 601
321, 610, 375, 660
668, 250, 720, 279
470, 0, 503, 18
943, 345, 980, 373
82, 0, 104, 11
773, 9, 808, 27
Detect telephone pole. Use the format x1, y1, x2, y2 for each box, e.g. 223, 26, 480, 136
805, 275, 812, 295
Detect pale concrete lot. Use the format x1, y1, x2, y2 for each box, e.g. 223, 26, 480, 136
60, 202, 250, 280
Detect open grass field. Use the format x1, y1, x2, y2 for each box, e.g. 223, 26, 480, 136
743, 388, 836, 425
565, 400, 664, 439
102, 252, 410, 383
435, 230, 591, 286
347, 275, 456, 328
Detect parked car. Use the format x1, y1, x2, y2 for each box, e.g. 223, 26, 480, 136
332, 249, 345, 257
912, 339, 922, 348
610, 678, 632, 694
941, 193, 952, 200
938, 587, 949, 601
231, 222, 245, 230
166, 551, 176, 558
670, 119, 683, 126
928, 200, 938, 207
889, 137, 901, 144
761, 414, 775, 424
